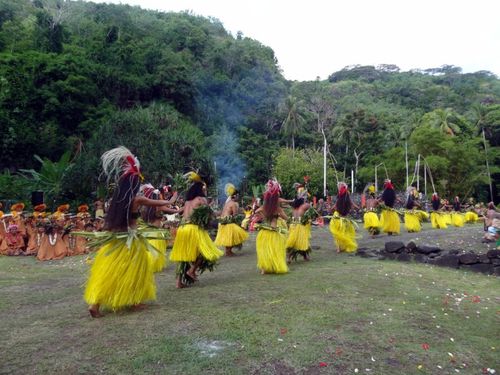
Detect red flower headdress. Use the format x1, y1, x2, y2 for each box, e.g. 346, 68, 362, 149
383, 179, 394, 190
337, 182, 348, 197
264, 178, 281, 200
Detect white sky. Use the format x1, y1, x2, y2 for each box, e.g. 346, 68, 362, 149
89, 0, 500, 81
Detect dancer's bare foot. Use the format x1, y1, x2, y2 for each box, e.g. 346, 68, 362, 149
260, 269, 266, 275
225, 249, 235, 257
336, 248, 341, 253
88, 305, 103, 318
131, 304, 147, 311
186, 269, 198, 281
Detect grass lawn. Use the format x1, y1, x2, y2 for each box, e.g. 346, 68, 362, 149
0, 224, 498, 374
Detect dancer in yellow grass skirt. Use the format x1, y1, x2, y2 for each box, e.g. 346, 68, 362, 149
140, 184, 179, 272
379, 180, 401, 235
170, 172, 223, 288
430, 193, 447, 229
78, 146, 174, 318
286, 197, 317, 262
254, 179, 288, 274
451, 196, 465, 227
215, 183, 249, 256
363, 185, 380, 237
403, 186, 428, 233
329, 182, 359, 253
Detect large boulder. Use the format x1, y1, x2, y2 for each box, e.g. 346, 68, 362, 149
486, 250, 500, 259
406, 241, 417, 253
460, 263, 494, 274
396, 253, 411, 262
385, 241, 405, 253
459, 253, 478, 265
417, 245, 441, 255
428, 253, 459, 269
478, 254, 491, 264
413, 253, 428, 263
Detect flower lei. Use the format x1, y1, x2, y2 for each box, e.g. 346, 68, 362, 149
48, 233, 57, 246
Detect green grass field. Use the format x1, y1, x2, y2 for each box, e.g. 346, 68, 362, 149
0, 224, 498, 375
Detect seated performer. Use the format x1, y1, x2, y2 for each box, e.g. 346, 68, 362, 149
169, 172, 223, 288
0, 224, 26, 255
215, 183, 249, 256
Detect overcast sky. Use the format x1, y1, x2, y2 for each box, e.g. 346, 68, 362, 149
89, 0, 500, 81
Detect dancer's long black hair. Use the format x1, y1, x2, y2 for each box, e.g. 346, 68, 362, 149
336, 194, 352, 216
142, 190, 160, 223
405, 194, 415, 209
291, 197, 304, 209
104, 174, 141, 232
186, 182, 206, 201
381, 189, 396, 208
431, 194, 440, 211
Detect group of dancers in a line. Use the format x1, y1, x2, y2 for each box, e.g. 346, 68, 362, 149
0, 145, 487, 318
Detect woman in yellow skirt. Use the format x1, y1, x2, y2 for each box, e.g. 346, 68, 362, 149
254, 179, 288, 274
82, 147, 174, 318
430, 193, 447, 229
286, 198, 316, 262
403, 186, 428, 232
170, 172, 223, 288
329, 182, 359, 253
363, 185, 380, 237
451, 196, 465, 227
214, 183, 249, 256
140, 184, 179, 272
379, 180, 401, 235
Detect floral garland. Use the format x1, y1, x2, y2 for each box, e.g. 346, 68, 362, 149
48, 233, 57, 246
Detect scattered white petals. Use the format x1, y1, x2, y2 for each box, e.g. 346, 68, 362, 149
437, 365, 443, 369
450, 338, 454, 342
448, 352, 454, 357
277, 338, 283, 342
371, 356, 376, 362
355, 368, 359, 373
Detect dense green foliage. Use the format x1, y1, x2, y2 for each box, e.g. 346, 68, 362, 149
0, 0, 499, 207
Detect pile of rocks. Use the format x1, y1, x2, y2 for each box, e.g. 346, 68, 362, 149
356, 241, 500, 276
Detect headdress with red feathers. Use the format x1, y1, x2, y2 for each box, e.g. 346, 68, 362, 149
383, 179, 394, 190
264, 178, 281, 200
337, 182, 348, 197
101, 146, 143, 183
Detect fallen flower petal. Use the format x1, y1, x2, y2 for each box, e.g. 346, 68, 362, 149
422, 343, 430, 350
319, 362, 328, 367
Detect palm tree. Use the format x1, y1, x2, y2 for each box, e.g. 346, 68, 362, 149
281, 96, 305, 152
420, 108, 461, 136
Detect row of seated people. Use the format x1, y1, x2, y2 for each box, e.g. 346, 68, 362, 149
0, 203, 103, 260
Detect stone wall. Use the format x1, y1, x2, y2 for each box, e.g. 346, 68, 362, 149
356, 241, 500, 276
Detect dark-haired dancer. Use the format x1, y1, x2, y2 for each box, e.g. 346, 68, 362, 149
141, 184, 179, 272
329, 182, 359, 253
286, 197, 316, 263
451, 196, 465, 227
403, 186, 428, 233
363, 184, 380, 237
214, 183, 249, 256
430, 193, 447, 229
83, 146, 175, 318
254, 179, 288, 274
379, 179, 401, 235
169, 172, 223, 288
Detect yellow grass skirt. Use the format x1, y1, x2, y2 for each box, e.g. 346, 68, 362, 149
443, 213, 452, 225
169, 224, 223, 263
256, 228, 288, 274
380, 209, 400, 234
451, 212, 465, 227
464, 211, 478, 223
363, 211, 380, 231
286, 223, 310, 251
431, 212, 448, 229
329, 216, 357, 253
148, 238, 167, 273
214, 223, 249, 247
84, 238, 156, 310
404, 210, 425, 232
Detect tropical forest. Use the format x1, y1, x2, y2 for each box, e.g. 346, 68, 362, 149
1, 0, 499, 206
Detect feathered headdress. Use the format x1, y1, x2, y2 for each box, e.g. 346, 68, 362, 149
383, 179, 394, 190
101, 146, 143, 183
337, 182, 348, 197
264, 178, 281, 199
225, 183, 237, 197
57, 204, 70, 212
78, 204, 89, 212
431, 192, 439, 201
34, 204, 47, 212
11, 203, 25, 212
140, 183, 155, 198
183, 171, 203, 184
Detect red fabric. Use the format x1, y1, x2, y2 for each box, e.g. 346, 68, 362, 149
383, 181, 394, 190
